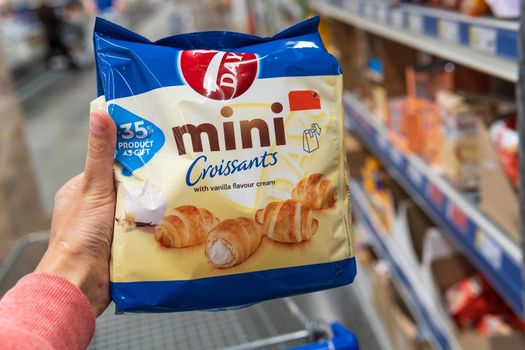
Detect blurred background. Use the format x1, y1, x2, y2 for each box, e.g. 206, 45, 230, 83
1, 0, 524, 349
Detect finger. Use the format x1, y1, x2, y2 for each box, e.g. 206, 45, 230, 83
82, 111, 116, 194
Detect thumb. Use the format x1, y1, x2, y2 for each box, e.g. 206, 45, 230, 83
82, 111, 117, 194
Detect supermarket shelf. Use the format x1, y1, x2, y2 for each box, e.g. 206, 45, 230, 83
344, 92, 525, 317
311, 0, 518, 82
352, 266, 394, 350
352, 181, 460, 350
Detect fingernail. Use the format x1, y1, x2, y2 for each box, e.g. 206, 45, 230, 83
90, 112, 108, 135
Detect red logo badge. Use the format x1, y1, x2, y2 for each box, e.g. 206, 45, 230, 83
180, 50, 258, 100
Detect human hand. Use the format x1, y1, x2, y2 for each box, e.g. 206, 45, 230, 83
36, 111, 116, 316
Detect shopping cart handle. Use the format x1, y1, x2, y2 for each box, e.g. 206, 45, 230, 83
288, 323, 359, 350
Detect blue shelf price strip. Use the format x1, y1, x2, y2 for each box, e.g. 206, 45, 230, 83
344, 96, 525, 318
322, 0, 518, 60
352, 186, 452, 350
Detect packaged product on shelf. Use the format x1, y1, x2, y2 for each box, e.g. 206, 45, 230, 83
446, 274, 525, 335
92, 16, 355, 312
387, 97, 407, 149
405, 63, 455, 100
421, 231, 525, 348
436, 90, 497, 190
406, 98, 441, 165
362, 157, 394, 233
461, 0, 490, 16
489, 117, 518, 187
479, 117, 520, 241
387, 97, 441, 165
446, 275, 494, 329
366, 58, 388, 125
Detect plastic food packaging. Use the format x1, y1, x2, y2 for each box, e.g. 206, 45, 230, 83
446, 274, 525, 333
490, 117, 518, 187
461, 0, 490, 16
361, 157, 394, 233
91, 17, 355, 312
436, 91, 486, 190
446, 275, 491, 329
386, 96, 441, 166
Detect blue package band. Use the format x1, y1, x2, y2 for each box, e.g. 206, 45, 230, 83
112, 257, 356, 312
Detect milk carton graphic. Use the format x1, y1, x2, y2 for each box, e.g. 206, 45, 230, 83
303, 123, 322, 153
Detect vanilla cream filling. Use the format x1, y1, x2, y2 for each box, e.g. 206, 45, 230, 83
208, 240, 233, 266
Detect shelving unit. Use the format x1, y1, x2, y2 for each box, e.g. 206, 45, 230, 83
311, 0, 525, 330
352, 181, 460, 350
344, 92, 524, 317
311, 0, 518, 81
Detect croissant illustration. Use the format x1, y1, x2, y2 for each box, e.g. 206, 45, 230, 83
292, 173, 337, 209
205, 217, 264, 268
255, 200, 318, 243
155, 205, 220, 248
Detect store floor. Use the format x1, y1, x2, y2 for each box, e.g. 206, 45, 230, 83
14, 4, 382, 350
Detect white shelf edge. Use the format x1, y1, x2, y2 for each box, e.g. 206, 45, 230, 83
400, 3, 519, 30
344, 92, 522, 263
311, 1, 518, 82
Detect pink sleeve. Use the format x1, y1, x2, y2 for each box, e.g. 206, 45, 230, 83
0, 273, 96, 350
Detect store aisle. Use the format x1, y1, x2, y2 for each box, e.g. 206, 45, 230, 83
22, 5, 192, 213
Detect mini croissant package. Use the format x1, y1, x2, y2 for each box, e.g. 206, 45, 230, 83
92, 17, 355, 312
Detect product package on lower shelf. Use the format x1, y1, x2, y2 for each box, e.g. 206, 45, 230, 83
478, 118, 520, 241
370, 261, 432, 350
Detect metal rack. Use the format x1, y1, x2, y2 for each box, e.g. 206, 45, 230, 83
311, 0, 518, 81
89, 298, 338, 350
344, 92, 523, 317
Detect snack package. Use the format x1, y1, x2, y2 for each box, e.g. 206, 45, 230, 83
92, 17, 355, 312
490, 117, 518, 187
446, 275, 489, 329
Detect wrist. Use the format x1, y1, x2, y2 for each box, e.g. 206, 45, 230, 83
35, 249, 91, 294
35, 244, 111, 316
